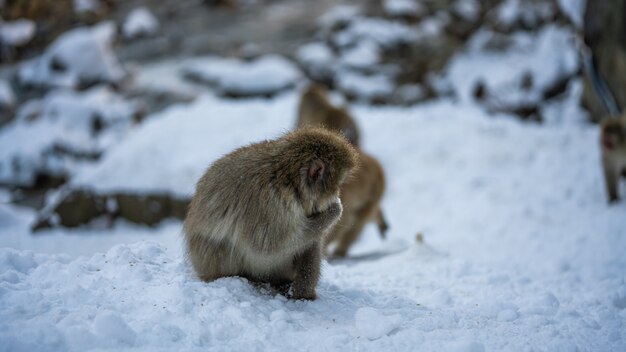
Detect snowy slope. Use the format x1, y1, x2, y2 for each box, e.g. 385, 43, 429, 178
2, 93, 625, 351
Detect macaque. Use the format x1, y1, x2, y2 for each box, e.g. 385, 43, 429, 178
184, 128, 357, 299
325, 153, 388, 258
297, 84, 361, 146
296, 84, 389, 258
600, 115, 626, 203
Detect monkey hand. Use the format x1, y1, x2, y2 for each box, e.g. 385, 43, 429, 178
305, 201, 342, 235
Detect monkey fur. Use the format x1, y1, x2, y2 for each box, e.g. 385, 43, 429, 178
296, 85, 389, 258
600, 114, 626, 203
184, 128, 358, 299
297, 84, 361, 147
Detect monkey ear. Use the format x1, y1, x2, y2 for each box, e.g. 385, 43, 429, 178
308, 159, 326, 183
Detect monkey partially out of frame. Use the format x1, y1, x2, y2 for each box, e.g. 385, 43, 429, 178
184, 128, 357, 300
600, 114, 626, 203
296, 85, 389, 258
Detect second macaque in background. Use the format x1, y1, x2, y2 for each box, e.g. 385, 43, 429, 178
296, 84, 389, 258
600, 114, 626, 203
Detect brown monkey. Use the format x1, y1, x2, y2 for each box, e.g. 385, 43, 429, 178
600, 115, 626, 203
184, 128, 357, 299
325, 153, 387, 258
296, 85, 389, 258
297, 84, 360, 146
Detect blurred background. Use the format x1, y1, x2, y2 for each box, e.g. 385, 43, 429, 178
0, 0, 621, 259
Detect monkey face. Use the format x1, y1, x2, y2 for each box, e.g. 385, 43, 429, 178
601, 121, 626, 153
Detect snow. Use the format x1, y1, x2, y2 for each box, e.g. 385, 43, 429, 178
557, 0, 586, 28
0, 19, 36, 47
445, 25, 579, 106
122, 7, 159, 39
73, 0, 102, 14
383, 0, 425, 18
0, 79, 15, 109
339, 40, 380, 69
2, 1, 626, 351
18, 22, 126, 88
296, 42, 335, 68
453, 0, 481, 22
333, 17, 417, 49
337, 71, 395, 101
182, 55, 301, 97
0, 87, 139, 186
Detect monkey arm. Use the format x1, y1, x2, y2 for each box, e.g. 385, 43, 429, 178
291, 244, 321, 300
303, 201, 342, 236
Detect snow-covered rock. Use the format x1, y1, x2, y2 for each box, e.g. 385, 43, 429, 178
0, 79, 15, 110
18, 22, 126, 89
446, 25, 580, 110
182, 55, 301, 97
333, 17, 417, 49
0, 87, 139, 186
0, 19, 36, 47
73, 0, 102, 14
337, 71, 395, 102
122, 7, 159, 39
383, 0, 425, 18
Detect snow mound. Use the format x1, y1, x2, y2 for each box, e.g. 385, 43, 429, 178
0, 86, 139, 186
383, 0, 425, 18
1, 235, 624, 351
73, 0, 102, 14
70, 93, 296, 196
354, 307, 402, 340
0, 79, 15, 110
333, 17, 417, 49
182, 55, 301, 97
446, 25, 579, 110
0, 19, 36, 47
123, 7, 159, 39
18, 22, 126, 89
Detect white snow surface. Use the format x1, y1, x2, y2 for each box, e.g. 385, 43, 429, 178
2, 2, 626, 350
383, 0, 425, 18
446, 25, 579, 106
0, 86, 139, 186
0, 80, 15, 109
122, 7, 159, 39
18, 22, 125, 88
3, 88, 626, 350
0, 19, 35, 47
182, 55, 301, 96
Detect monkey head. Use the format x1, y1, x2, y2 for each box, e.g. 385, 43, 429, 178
278, 128, 358, 216
601, 118, 626, 154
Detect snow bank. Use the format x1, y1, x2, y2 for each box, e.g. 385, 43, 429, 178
0, 19, 35, 47
182, 55, 301, 97
0, 87, 139, 186
445, 25, 579, 108
333, 17, 417, 49
70, 93, 297, 196
383, 0, 425, 18
123, 7, 159, 39
18, 22, 126, 88
0, 79, 15, 110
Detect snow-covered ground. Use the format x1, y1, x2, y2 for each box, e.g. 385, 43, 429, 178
1, 0, 625, 351
1, 90, 625, 350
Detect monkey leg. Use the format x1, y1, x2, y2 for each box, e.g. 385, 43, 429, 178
375, 208, 389, 238
291, 244, 321, 300
331, 217, 368, 258
603, 158, 620, 203
332, 199, 382, 258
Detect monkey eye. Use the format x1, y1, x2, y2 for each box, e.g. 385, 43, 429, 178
603, 135, 615, 150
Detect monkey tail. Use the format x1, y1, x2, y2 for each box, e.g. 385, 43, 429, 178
375, 208, 389, 239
